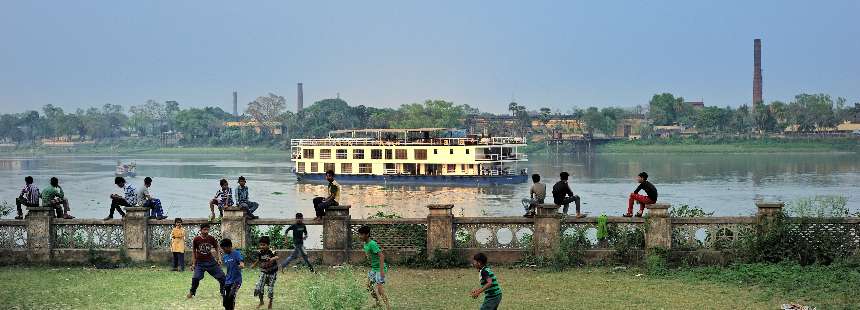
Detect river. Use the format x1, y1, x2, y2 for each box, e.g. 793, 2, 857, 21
1, 152, 858, 219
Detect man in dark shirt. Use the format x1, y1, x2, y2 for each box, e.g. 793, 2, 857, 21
280, 213, 314, 272
552, 172, 584, 218
625, 171, 658, 217
186, 223, 226, 299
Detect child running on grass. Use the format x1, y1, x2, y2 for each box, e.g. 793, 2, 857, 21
358, 225, 390, 310
220, 238, 244, 310
187, 223, 225, 300
279, 213, 315, 272
171, 218, 186, 272
470, 252, 502, 310
251, 236, 278, 309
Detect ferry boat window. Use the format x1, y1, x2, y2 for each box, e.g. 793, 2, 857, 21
310, 162, 319, 173
414, 149, 427, 160
371, 149, 383, 159
385, 149, 393, 160
446, 164, 456, 173
353, 149, 365, 159
395, 149, 407, 160
320, 149, 331, 159
359, 163, 372, 173
449, 149, 454, 155
433, 149, 438, 155
336, 149, 348, 159
340, 163, 352, 174
302, 149, 314, 159
466, 149, 470, 154
324, 163, 335, 173
296, 162, 305, 173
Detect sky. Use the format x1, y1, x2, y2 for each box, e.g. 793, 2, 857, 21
1, 0, 858, 114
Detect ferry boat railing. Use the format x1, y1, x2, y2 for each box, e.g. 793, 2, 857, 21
290, 137, 527, 147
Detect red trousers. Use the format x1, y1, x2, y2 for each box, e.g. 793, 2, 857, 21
627, 193, 654, 214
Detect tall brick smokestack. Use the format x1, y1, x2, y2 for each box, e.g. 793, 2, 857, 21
232, 91, 238, 116
297, 83, 304, 113
753, 39, 762, 105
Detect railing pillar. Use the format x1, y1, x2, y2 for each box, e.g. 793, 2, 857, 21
426, 204, 454, 259
533, 204, 561, 258
123, 207, 149, 262
221, 206, 248, 248
756, 202, 784, 234
644, 203, 672, 253
26, 207, 54, 263
323, 205, 351, 265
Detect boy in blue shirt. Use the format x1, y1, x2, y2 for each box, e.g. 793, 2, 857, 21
220, 238, 244, 310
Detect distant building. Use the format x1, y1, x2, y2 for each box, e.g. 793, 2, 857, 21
224, 120, 283, 135
686, 101, 705, 110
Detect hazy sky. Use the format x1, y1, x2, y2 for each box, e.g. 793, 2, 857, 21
1, 1, 858, 114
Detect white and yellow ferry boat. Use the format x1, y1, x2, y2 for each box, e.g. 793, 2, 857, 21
290, 128, 528, 185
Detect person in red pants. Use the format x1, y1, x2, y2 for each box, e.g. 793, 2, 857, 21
624, 172, 658, 217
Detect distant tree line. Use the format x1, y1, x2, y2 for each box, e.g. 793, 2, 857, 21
0, 92, 855, 146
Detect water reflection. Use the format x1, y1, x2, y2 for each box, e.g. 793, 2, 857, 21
0, 153, 857, 219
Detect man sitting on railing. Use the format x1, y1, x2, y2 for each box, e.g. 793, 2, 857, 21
41, 177, 75, 219
313, 170, 340, 220
521, 174, 545, 217
14, 176, 39, 219
552, 172, 585, 218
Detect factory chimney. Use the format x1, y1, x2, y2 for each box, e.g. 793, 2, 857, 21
297, 83, 304, 113
232, 91, 238, 116
753, 39, 762, 105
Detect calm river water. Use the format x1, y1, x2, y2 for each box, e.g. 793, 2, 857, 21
1, 152, 858, 219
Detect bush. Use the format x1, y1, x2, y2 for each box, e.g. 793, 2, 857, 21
0, 201, 11, 218
735, 211, 855, 266
303, 266, 368, 310
669, 205, 714, 218
402, 248, 468, 269
646, 247, 669, 276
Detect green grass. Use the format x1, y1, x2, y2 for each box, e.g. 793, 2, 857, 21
2, 264, 850, 309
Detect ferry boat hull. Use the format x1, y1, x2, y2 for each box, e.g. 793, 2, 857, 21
295, 173, 528, 186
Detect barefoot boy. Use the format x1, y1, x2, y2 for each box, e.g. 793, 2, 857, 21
209, 179, 234, 222
187, 223, 225, 300
220, 238, 244, 310
251, 236, 278, 309
470, 252, 502, 310
358, 225, 390, 310
624, 172, 658, 217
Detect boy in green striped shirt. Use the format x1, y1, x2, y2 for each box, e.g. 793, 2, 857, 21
470, 252, 502, 310
358, 225, 390, 310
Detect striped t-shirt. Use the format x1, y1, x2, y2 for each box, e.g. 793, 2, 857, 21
20, 184, 40, 205
479, 266, 502, 298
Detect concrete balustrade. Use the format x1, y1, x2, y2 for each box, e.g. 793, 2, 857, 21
0, 202, 801, 266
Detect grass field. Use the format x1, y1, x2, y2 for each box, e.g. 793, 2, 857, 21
2, 264, 850, 310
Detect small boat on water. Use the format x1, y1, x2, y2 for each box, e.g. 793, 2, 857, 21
115, 161, 137, 178
290, 128, 528, 185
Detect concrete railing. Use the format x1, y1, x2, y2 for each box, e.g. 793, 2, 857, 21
4, 201, 855, 266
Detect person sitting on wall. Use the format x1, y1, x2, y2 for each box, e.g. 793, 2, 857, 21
235, 176, 259, 220
105, 176, 136, 220
520, 174, 545, 218
41, 177, 75, 219
623, 172, 658, 217
15, 176, 40, 219
313, 170, 340, 220
138, 177, 167, 220
551, 172, 585, 218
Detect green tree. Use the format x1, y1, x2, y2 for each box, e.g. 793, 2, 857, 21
648, 93, 686, 126
246, 93, 286, 136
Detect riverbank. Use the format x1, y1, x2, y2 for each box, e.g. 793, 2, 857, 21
1, 264, 853, 309
2, 137, 857, 156
525, 137, 859, 154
